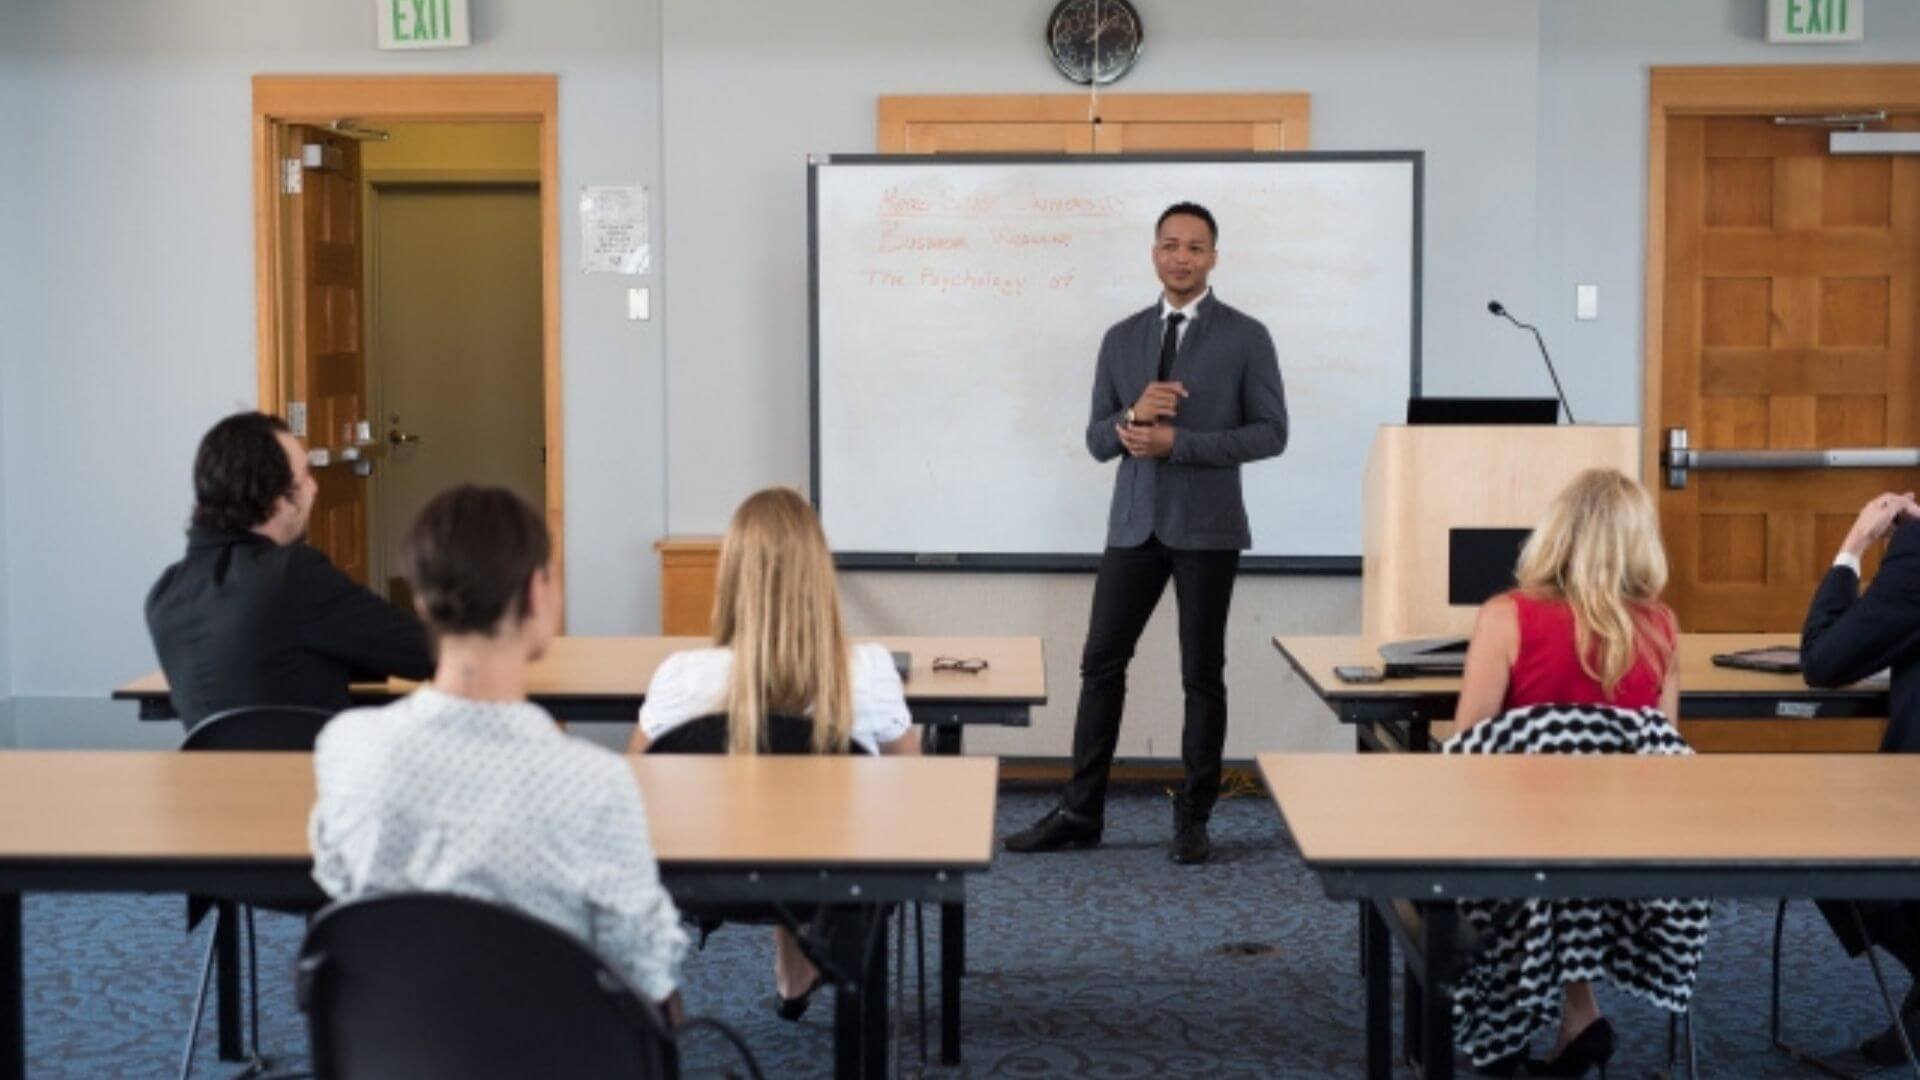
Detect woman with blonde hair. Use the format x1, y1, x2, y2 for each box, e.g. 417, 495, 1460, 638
1448, 468, 1696, 1077
1456, 467, 1679, 729
629, 487, 920, 1017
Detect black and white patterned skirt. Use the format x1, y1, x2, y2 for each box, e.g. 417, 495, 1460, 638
1440, 704, 1714, 1066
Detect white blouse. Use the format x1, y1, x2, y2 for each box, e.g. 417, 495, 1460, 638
310, 686, 689, 1002
638, 642, 914, 754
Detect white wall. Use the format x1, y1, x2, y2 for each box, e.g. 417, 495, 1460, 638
1534, 0, 1920, 424
2, 1, 668, 745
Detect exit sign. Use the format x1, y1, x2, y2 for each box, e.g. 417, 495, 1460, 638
377, 0, 470, 50
1768, 0, 1864, 43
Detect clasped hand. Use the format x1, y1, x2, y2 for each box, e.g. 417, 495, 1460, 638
1117, 381, 1185, 458
1842, 491, 1920, 557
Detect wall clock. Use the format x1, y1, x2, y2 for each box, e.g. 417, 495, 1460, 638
1046, 0, 1143, 86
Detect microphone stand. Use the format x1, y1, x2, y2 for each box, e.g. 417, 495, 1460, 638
1491, 304, 1576, 424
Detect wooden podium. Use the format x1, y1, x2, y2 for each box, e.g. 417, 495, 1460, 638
1362, 425, 1641, 641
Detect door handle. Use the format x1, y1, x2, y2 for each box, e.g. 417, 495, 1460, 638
388, 428, 422, 447
1663, 427, 1920, 489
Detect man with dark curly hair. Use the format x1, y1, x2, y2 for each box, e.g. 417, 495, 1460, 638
145, 411, 433, 729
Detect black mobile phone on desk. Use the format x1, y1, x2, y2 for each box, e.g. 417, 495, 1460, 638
1333, 664, 1384, 685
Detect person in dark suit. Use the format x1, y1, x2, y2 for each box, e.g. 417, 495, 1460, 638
1802, 489, 1920, 1065
1006, 202, 1289, 865
146, 412, 434, 729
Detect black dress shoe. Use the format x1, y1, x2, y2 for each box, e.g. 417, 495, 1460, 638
1169, 815, 1210, 865
1003, 807, 1102, 853
1859, 1007, 1920, 1066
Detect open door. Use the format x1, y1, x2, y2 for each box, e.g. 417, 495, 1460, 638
280, 124, 371, 583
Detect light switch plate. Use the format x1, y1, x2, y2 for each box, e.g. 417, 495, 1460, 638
1576, 283, 1599, 321
628, 287, 650, 321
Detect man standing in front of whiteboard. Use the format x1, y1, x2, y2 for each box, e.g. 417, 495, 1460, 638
1006, 202, 1288, 865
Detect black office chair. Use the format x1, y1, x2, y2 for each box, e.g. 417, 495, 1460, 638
647, 714, 931, 1066
178, 705, 334, 1080
297, 893, 762, 1080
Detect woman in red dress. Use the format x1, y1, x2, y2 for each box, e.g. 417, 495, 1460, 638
1453, 468, 1681, 1076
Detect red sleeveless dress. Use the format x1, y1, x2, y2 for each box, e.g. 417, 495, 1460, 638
1503, 591, 1674, 711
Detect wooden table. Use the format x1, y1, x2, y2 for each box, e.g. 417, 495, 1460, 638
1276, 633, 1891, 753
114, 634, 1043, 1065
117, 635, 1047, 753
1261, 752, 1920, 1080
0, 751, 997, 1080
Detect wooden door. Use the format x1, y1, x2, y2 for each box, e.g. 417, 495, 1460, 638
1658, 112, 1920, 631
284, 125, 371, 583
877, 94, 1309, 154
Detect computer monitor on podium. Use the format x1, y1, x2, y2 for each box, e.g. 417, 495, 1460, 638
1406, 397, 1560, 425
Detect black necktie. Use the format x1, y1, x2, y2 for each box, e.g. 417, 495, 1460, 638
1157, 312, 1186, 382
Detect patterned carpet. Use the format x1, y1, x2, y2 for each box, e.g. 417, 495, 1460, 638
19, 786, 1917, 1077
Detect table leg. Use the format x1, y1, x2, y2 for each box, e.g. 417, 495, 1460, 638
828, 907, 864, 1078
927, 724, 962, 756
1404, 959, 1424, 1068
941, 901, 963, 1065
863, 907, 891, 1079
1421, 903, 1457, 1080
929, 719, 969, 1066
1363, 900, 1391, 1080
215, 901, 243, 1061
2, 893, 21, 1080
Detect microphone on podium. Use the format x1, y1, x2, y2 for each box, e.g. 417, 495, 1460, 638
1487, 300, 1575, 424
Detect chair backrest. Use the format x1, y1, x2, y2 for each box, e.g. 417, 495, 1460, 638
1441, 702, 1691, 757
298, 892, 677, 1080
181, 705, 335, 752
645, 713, 873, 756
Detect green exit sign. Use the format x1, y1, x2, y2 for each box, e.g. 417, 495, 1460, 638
1768, 0, 1864, 43
376, 0, 470, 50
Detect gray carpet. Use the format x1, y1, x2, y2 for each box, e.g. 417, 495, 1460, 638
19, 786, 1916, 1077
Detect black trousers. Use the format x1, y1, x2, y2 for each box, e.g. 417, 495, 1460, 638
1818, 899, 1920, 976
1060, 537, 1240, 823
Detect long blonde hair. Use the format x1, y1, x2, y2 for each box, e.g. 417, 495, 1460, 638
710, 488, 853, 755
1513, 468, 1674, 695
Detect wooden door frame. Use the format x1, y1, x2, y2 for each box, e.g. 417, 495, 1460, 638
251, 74, 566, 592
877, 93, 1312, 152
1642, 64, 1920, 483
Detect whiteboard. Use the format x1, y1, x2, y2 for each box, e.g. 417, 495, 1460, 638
810, 153, 1421, 569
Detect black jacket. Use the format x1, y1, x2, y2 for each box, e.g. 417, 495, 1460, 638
1802, 519, 1920, 753
145, 528, 435, 728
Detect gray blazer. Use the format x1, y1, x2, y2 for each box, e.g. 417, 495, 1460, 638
1085, 293, 1289, 551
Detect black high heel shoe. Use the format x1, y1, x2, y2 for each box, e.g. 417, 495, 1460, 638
776, 974, 824, 1021
1526, 1017, 1615, 1078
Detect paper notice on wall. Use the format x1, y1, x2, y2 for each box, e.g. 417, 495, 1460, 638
580, 186, 650, 274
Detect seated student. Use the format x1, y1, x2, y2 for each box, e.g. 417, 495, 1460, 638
1452, 468, 1685, 1077
1802, 489, 1920, 1065
146, 411, 433, 728
629, 486, 920, 1017
311, 485, 687, 1012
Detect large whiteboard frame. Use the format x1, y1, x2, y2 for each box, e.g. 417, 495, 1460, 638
809, 152, 1424, 572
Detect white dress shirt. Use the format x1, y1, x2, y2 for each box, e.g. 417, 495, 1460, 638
1159, 286, 1210, 348
310, 686, 688, 1001
638, 642, 913, 754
